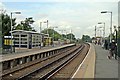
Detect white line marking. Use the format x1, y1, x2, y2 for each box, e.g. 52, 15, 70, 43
70, 44, 91, 80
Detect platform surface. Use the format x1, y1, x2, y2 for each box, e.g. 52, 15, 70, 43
71, 43, 118, 79
0, 44, 75, 62
71, 43, 96, 79
94, 44, 118, 78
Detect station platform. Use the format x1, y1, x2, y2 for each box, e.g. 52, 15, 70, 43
72, 43, 118, 79
14, 45, 61, 54
95, 44, 118, 78
0, 44, 75, 62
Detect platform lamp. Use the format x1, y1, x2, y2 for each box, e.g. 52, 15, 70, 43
40, 22, 42, 33
10, 12, 21, 53
44, 20, 49, 36
70, 29, 72, 43
98, 22, 105, 38
99, 27, 103, 37
101, 11, 112, 43
44, 20, 50, 46
50, 26, 58, 47
98, 22, 105, 43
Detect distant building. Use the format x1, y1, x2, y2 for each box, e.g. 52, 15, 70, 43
11, 30, 44, 49
44, 34, 52, 46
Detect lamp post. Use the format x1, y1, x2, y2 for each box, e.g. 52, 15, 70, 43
10, 12, 21, 53
44, 20, 49, 46
98, 22, 105, 39
50, 26, 58, 47
95, 26, 97, 38
99, 27, 103, 44
99, 27, 102, 37
39, 22, 42, 48
98, 22, 105, 45
44, 20, 49, 36
59, 30, 65, 45
40, 22, 42, 33
70, 29, 72, 43
101, 11, 112, 42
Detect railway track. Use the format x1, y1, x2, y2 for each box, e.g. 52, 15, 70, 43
2, 45, 74, 76
21, 45, 84, 80
2, 45, 77, 80
2, 43, 89, 80
50, 43, 89, 79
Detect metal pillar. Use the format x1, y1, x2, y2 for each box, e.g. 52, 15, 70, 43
10, 13, 13, 53
118, 26, 120, 57
95, 26, 96, 38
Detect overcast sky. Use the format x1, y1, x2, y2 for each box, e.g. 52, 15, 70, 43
0, 0, 119, 39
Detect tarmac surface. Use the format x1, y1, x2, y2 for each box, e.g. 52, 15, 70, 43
71, 43, 118, 79
94, 44, 118, 78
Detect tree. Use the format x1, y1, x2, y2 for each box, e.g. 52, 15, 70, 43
117, 27, 120, 57
14, 17, 36, 31
41, 29, 76, 41
66, 33, 76, 40
62, 34, 66, 40
1, 13, 16, 50
41, 29, 61, 41
82, 35, 91, 42
1, 13, 16, 36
